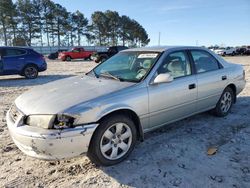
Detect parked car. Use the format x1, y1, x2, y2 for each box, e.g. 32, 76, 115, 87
236, 47, 246, 55
58, 47, 95, 61
48, 49, 68, 60
0, 47, 47, 79
7, 46, 245, 166
92, 46, 128, 63
214, 47, 236, 56
244, 48, 250, 55
208, 46, 219, 52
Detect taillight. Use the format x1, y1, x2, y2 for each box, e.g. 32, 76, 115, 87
40, 55, 45, 61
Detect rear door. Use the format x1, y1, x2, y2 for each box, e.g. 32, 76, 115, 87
2, 48, 26, 74
189, 49, 228, 112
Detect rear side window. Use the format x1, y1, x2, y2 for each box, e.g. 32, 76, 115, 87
190, 50, 219, 73
4, 49, 26, 57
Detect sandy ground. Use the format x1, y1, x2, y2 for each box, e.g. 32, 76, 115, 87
0, 56, 250, 188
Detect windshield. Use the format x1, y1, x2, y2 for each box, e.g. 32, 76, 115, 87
90, 51, 161, 82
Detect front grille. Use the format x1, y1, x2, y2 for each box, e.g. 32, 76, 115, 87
9, 105, 21, 123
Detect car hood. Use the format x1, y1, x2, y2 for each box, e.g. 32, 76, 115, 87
214, 49, 223, 52
15, 75, 134, 115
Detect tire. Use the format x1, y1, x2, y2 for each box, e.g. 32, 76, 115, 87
84, 55, 92, 61
95, 57, 102, 63
88, 114, 137, 166
65, 56, 71, 61
88, 55, 92, 61
213, 87, 234, 117
101, 57, 107, 63
232, 52, 235, 56
23, 65, 38, 79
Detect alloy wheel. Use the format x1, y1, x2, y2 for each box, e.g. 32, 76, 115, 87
24, 66, 37, 79
220, 91, 232, 113
100, 123, 132, 160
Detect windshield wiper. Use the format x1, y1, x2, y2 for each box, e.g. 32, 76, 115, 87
86, 69, 98, 78
99, 71, 121, 81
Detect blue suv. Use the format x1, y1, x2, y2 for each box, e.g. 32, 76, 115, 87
0, 47, 47, 79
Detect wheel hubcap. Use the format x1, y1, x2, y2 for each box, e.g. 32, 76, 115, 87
25, 67, 36, 78
100, 123, 132, 160
220, 91, 232, 113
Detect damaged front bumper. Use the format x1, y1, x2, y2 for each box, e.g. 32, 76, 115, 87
6, 110, 98, 160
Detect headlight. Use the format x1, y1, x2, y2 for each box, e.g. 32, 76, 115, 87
26, 115, 56, 129
26, 114, 75, 129
54, 114, 75, 129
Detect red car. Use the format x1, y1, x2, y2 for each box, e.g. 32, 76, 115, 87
58, 47, 95, 61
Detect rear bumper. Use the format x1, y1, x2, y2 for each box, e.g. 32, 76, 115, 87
236, 79, 246, 95
6, 110, 98, 160
38, 62, 47, 72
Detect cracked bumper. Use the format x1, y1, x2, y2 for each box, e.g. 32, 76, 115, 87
6, 110, 98, 160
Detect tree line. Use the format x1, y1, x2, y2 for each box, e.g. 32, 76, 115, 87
0, 0, 150, 47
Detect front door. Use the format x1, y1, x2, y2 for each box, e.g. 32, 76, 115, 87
148, 51, 197, 129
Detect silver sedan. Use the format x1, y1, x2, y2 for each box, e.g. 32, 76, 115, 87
6, 46, 246, 166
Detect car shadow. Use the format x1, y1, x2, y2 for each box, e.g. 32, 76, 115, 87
0, 74, 75, 87
97, 96, 250, 187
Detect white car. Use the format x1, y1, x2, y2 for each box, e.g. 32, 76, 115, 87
214, 47, 236, 56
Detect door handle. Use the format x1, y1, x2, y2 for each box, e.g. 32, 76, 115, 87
222, 75, 227, 80
19, 58, 24, 60
188, 83, 196, 89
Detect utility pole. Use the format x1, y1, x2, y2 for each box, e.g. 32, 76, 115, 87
158, 32, 161, 46
196, 40, 199, 46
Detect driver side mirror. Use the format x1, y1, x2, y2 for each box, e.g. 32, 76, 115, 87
153, 73, 173, 84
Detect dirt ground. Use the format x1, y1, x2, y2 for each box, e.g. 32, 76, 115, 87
0, 56, 250, 188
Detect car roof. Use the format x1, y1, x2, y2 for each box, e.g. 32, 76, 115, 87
123, 46, 207, 52
0, 46, 32, 50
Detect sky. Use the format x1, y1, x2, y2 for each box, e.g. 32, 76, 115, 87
41, 0, 250, 46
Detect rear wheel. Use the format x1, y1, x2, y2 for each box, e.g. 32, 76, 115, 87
213, 87, 234, 117
23, 65, 38, 79
88, 55, 92, 61
88, 114, 137, 166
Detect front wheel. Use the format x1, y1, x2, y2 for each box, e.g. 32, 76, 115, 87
213, 87, 234, 117
65, 56, 71, 61
88, 114, 137, 166
101, 57, 107, 63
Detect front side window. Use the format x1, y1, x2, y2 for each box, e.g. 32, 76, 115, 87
91, 51, 161, 82
190, 50, 219, 73
156, 51, 191, 79
72, 48, 80, 52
